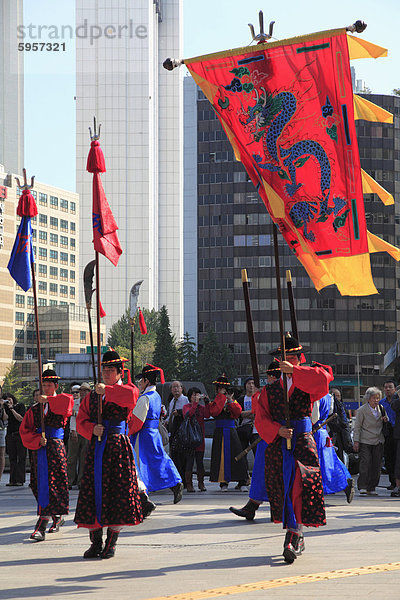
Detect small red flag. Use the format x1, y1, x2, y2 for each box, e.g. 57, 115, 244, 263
139, 308, 147, 334
92, 173, 122, 266
99, 300, 106, 318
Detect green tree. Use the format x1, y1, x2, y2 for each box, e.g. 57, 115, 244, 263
177, 332, 198, 381
197, 327, 236, 395
107, 308, 159, 376
152, 305, 178, 381
2, 363, 24, 402
393, 88, 400, 96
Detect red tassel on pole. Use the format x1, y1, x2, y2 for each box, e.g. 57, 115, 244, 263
87, 140, 106, 174
139, 308, 147, 334
17, 189, 38, 218
99, 301, 106, 318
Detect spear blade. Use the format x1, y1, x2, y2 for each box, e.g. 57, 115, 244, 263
129, 280, 144, 320
83, 260, 96, 310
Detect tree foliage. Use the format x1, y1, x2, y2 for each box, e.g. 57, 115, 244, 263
197, 327, 236, 396
393, 88, 400, 96
152, 305, 179, 381
177, 332, 198, 381
2, 363, 24, 403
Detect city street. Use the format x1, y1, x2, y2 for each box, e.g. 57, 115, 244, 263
1, 478, 400, 600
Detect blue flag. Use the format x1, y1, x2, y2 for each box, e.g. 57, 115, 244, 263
7, 216, 35, 292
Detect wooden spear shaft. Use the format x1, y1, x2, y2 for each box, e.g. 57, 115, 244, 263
95, 252, 102, 441
272, 224, 291, 450
286, 269, 299, 341
31, 263, 45, 438
241, 269, 260, 388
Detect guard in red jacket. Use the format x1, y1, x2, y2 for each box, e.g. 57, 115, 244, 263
209, 376, 248, 490
254, 335, 332, 564
20, 369, 73, 542
74, 350, 143, 559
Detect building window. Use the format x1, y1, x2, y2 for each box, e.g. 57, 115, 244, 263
70, 270, 75, 282
38, 281, 47, 292
60, 198, 68, 212
27, 296, 34, 307
70, 239, 76, 250
27, 313, 34, 324
60, 268, 68, 280
50, 233, 58, 245
70, 201, 76, 214
70, 286, 75, 298
50, 250, 58, 262
39, 231, 47, 243
80, 331, 86, 343
39, 247, 47, 259
14, 347, 24, 359
50, 299, 57, 306
38, 298, 47, 307
16, 294, 25, 307
15, 312, 24, 323
70, 222, 76, 234
49, 329, 62, 341
50, 196, 58, 209
38, 264, 47, 276
39, 214, 47, 226
50, 283, 58, 294
32, 228, 37, 240
60, 235, 68, 248
22, 363, 31, 376
15, 329, 24, 342
60, 252, 68, 264
50, 266, 58, 278
70, 255, 75, 266
39, 192, 47, 206
60, 219, 68, 232
50, 216, 58, 229
60, 285, 68, 296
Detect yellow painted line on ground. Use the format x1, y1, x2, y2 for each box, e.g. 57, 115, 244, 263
145, 562, 400, 600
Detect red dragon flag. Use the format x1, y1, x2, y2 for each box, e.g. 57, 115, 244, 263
184, 27, 399, 295
87, 139, 122, 266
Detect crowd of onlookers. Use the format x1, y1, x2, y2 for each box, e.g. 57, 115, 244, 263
1, 377, 400, 499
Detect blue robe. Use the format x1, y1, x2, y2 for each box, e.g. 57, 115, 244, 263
314, 394, 351, 495
249, 439, 269, 502
130, 389, 181, 492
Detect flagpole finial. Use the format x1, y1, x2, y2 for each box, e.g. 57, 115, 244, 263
346, 20, 367, 34
15, 167, 35, 190
89, 116, 101, 141
163, 57, 185, 71
248, 11, 275, 43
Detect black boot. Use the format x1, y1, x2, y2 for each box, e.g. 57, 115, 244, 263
229, 499, 259, 521
83, 528, 103, 559
30, 517, 49, 542
185, 472, 195, 493
197, 470, 207, 492
283, 530, 305, 564
140, 491, 157, 519
48, 515, 65, 533
171, 482, 184, 504
101, 528, 119, 559
344, 478, 355, 504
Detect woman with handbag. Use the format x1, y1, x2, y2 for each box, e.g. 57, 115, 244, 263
182, 388, 211, 492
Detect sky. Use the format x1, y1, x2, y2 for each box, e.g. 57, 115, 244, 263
21, 0, 400, 192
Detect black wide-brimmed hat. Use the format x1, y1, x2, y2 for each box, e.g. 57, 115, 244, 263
135, 363, 165, 384
212, 376, 230, 387
101, 350, 127, 367
266, 360, 281, 376
42, 368, 60, 381
269, 334, 309, 357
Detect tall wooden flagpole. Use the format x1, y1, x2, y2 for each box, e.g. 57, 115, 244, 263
241, 269, 260, 388
15, 170, 45, 438
273, 224, 291, 450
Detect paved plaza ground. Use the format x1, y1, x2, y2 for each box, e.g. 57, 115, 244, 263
1, 476, 400, 600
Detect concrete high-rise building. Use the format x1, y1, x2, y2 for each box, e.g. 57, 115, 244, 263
76, 0, 183, 338
196, 90, 400, 401
0, 0, 24, 174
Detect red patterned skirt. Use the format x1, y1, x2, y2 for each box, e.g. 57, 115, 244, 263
30, 439, 69, 516
74, 433, 143, 528
265, 432, 326, 527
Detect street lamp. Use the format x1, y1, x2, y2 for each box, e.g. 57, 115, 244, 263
334, 351, 383, 408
